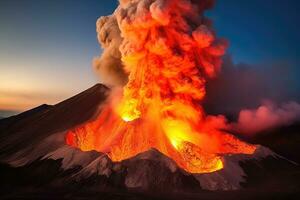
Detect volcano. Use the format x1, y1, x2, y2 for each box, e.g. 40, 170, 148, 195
1, 0, 300, 199
0, 84, 299, 199
62, 0, 259, 176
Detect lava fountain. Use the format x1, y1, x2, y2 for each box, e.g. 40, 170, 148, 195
66, 0, 256, 173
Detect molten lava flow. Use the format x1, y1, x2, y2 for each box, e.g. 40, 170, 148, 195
66, 0, 256, 174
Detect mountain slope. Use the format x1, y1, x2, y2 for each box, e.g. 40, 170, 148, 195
0, 84, 109, 161
0, 84, 299, 199
247, 122, 300, 163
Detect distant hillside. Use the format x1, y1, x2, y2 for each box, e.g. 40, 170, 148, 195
0, 84, 109, 158
248, 122, 300, 163
0, 110, 19, 119
0, 83, 299, 199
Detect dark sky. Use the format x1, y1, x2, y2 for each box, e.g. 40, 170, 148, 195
211, 0, 300, 64
0, 0, 299, 116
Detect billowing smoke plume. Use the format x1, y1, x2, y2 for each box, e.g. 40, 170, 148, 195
93, 15, 127, 86
94, 0, 222, 86
93, 0, 300, 138
204, 55, 300, 134
68, 0, 258, 174
232, 101, 300, 135
115, 0, 228, 124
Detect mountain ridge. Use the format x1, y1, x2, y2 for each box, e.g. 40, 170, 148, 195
0, 83, 299, 199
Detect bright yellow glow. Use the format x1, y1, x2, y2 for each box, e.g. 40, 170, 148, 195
119, 98, 141, 122
215, 159, 224, 170
162, 118, 199, 147
175, 141, 224, 173
170, 138, 180, 149
65, 0, 257, 175
122, 115, 137, 122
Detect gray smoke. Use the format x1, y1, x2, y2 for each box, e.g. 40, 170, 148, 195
204, 55, 300, 117
93, 0, 217, 86
93, 15, 127, 86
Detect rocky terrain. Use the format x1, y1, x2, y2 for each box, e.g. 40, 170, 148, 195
0, 84, 299, 199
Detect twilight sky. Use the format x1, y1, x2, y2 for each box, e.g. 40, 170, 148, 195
0, 0, 300, 117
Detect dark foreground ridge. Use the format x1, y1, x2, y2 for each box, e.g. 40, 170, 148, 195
0, 84, 109, 157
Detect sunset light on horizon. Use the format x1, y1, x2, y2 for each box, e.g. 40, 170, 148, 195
1, 0, 300, 117
0, 1, 300, 199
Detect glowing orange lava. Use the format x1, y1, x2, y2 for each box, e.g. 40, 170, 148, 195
66, 0, 256, 173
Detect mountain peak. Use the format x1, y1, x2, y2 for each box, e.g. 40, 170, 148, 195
0, 84, 110, 159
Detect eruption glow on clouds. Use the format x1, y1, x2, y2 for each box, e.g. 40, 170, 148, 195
66, 0, 258, 173
234, 101, 300, 135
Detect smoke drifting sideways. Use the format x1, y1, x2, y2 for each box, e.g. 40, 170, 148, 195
232, 101, 300, 135
93, 0, 300, 136
205, 55, 300, 135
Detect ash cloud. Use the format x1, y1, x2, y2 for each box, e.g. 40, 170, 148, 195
204, 55, 300, 117
93, 0, 219, 87
93, 0, 300, 135
204, 55, 300, 134
93, 15, 127, 86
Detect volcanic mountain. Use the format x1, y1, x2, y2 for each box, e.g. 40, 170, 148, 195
0, 84, 299, 199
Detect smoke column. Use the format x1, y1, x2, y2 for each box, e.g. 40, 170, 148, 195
94, 14, 127, 86
66, 0, 256, 174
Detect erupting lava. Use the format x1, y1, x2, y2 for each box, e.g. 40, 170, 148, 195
66, 0, 256, 173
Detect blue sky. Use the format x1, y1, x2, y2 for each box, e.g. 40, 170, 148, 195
0, 0, 299, 116
211, 0, 300, 64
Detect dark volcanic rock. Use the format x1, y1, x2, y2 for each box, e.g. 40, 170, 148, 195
0, 83, 299, 199
58, 148, 200, 192
0, 84, 109, 160
120, 149, 200, 192
247, 122, 300, 163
